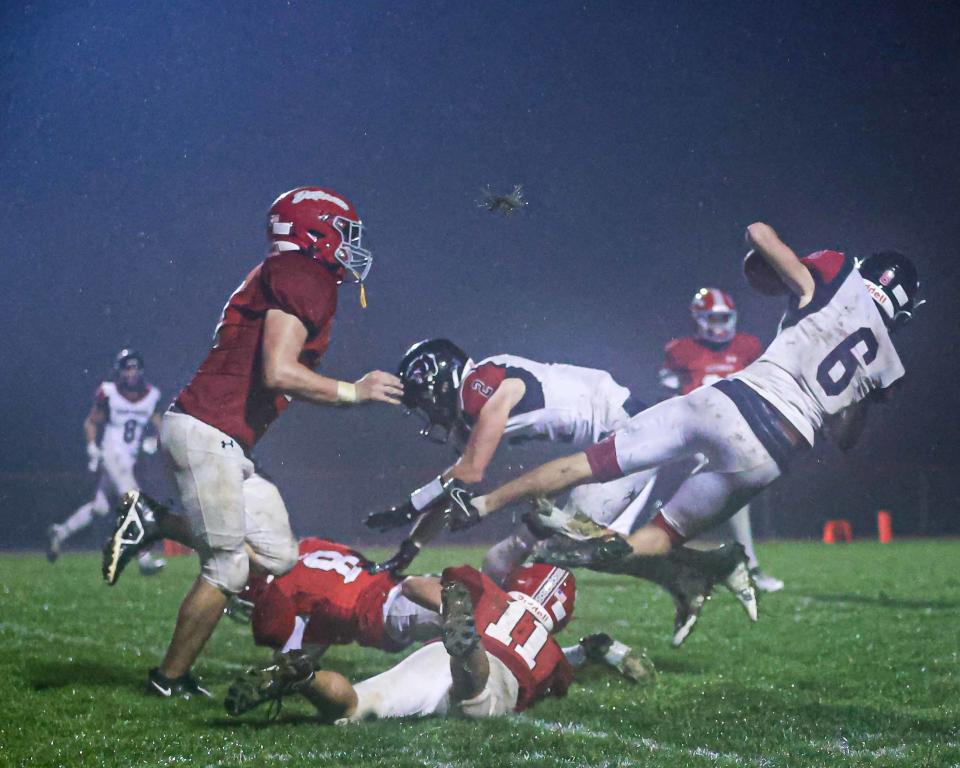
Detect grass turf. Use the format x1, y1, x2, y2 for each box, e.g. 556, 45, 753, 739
1, 541, 958, 767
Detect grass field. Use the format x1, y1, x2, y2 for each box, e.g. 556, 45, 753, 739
1, 541, 958, 767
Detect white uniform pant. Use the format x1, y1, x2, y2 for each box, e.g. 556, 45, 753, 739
346, 643, 519, 721
161, 412, 298, 594
608, 386, 782, 538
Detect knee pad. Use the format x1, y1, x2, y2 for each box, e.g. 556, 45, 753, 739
201, 547, 250, 595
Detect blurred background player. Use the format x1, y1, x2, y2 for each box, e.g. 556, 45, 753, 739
47, 349, 166, 575
102, 186, 403, 700
658, 288, 783, 592
365, 340, 656, 581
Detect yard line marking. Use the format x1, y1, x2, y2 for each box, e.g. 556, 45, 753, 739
0, 621, 247, 671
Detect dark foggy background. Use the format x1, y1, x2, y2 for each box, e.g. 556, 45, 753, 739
2, 1, 958, 551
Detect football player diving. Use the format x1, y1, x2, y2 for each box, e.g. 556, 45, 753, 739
416, 223, 921, 644
364, 342, 756, 645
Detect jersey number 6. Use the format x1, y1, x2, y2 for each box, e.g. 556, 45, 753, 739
816, 327, 878, 396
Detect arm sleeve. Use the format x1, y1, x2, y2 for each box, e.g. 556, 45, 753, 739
460, 364, 507, 423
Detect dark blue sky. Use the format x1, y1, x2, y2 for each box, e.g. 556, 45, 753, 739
2, 1, 958, 545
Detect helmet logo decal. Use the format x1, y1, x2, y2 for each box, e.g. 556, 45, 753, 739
291, 189, 350, 210
879, 269, 895, 286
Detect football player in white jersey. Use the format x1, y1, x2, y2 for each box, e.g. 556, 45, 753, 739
47, 349, 167, 574
431, 223, 919, 643
363, 340, 658, 582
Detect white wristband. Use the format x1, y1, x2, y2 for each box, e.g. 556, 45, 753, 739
411, 476, 445, 511
336, 381, 358, 404
604, 639, 632, 667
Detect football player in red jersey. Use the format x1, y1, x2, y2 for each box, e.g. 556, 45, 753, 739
225, 563, 649, 721
658, 289, 784, 593
229, 538, 650, 687
435, 223, 920, 643
102, 187, 403, 699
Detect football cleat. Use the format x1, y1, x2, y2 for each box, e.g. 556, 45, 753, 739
670, 543, 758, 623
525, 498, 611, 542
723, 559, 759, 622
671, 590, 708, 648
147, 667, 212, 700
224, 651, 315, 718
102, 491, 163, 585
580, 633, 656, 683
440, 579, 479, 659
46, 525, 63, 563
750, 567, 785, 594
532, 533, 633, 569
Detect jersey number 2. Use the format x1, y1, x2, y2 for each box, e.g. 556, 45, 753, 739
484, 601, 549, 669
816, 327, 878, 396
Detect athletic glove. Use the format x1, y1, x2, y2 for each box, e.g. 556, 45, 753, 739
445, 483, 483, 532
86, 442, 102, 473
365, 538, 421, 575
364, 500, 420, 532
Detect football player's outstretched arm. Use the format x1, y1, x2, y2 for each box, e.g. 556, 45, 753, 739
400, 576, 442, 611
474, 452, 596, 518
262, 309, 403, 405
746, 223, 815, 306
444, 378, 525, 484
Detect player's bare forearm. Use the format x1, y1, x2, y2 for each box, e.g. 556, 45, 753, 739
745, 222, 815, 303
262, 309, 402, 405
476, 453, 595, 516
83, 416, 99, 444
444, 379, 524, 484
400, 576, 442, 611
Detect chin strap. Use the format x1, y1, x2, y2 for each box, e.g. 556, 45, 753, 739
349, 269, 368, 308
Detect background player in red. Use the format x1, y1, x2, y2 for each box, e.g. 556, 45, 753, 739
225, 563, 609, 721
47, 349, 166, 575
103, 186, 403, 699
659, 288, 783, 592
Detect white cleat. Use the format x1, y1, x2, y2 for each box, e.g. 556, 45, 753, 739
528, 497, 610, 541
750, 567, 784, 593
723, 560, 759, 622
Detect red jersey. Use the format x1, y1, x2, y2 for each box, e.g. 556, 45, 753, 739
251, 538, 400, 651
661, 332, 762, 395
176, 251, 338, 449
443, 565, 574, 712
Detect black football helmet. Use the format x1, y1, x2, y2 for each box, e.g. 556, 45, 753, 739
398, 339, 469, 441
858, 251, 921, 330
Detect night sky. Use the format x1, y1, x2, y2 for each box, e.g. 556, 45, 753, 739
2, 1, 958, 548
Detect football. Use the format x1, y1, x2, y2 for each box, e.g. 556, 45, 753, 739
743, 249, 789, 296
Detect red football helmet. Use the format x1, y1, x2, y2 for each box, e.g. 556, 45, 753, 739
504, 563, 576, 633
691, 287, 737, 343
267, 186, 372, 283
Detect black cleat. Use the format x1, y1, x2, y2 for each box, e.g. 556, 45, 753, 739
440, 579, 479, 658
532, 533, 633, 569
147, 667, 212, 699
224, 651, 315, 718
102, 491, 163, 585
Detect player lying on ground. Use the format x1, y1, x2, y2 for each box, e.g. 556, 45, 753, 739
658, 287, 783, 593
225, 564, 652, 722
367, 340, 759, 645
48, 348, 165, 575
423, 224, 921, 644
101, 187, 403, 700
227, 537, 650, 683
